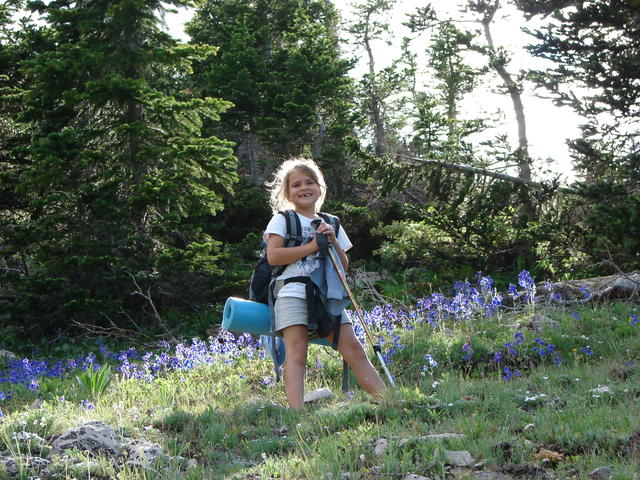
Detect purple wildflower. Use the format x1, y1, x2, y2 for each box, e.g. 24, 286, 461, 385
581, 346, 594, 357
461, 342, 473, 361
423, 354, 438, 372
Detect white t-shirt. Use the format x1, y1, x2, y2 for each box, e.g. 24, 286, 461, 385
263, 211, 353, 299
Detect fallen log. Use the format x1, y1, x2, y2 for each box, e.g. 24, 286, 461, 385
505, 271, 640, 306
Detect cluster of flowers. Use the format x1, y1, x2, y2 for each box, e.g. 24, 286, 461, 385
0, 332, 265, 405
1, 270, 637, 407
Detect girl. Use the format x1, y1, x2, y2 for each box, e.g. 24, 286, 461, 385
264, 158, 386, 408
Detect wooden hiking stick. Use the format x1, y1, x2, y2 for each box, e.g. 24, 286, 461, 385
311, 219, 396, 388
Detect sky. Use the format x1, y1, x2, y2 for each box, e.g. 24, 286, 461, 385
163, 1, 581, 182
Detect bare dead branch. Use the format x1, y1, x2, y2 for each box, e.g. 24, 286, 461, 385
397, 153, 545, 187
128, 273, 177, 342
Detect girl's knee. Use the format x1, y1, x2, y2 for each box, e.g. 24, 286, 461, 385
286, 344, 309, 366
339, 340, 367, 363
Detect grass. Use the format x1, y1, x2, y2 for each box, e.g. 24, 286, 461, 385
0, 298, 639, 479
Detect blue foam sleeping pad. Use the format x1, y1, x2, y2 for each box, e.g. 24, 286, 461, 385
222, 297, 330, 346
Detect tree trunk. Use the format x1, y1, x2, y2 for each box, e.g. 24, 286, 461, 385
479, 0, 536, 223
364, 11, 386, 156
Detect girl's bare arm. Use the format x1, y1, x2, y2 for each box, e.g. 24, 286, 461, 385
266, 234, 318, 266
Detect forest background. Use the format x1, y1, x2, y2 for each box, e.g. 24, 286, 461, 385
0, 0, 638, 350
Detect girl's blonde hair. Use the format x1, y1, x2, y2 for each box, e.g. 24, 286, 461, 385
267, 158, 326, 213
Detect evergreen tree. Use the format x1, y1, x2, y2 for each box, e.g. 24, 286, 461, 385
186, 0, 356, 190
1, 0, 237, 336
514, 0, 640, 272
516, 0, 639, 184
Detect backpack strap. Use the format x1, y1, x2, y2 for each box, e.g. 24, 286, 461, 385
318, 212, 341, 239
278, 210, 304, 247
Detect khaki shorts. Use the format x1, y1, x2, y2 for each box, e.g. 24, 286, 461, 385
274, 296, 351, 334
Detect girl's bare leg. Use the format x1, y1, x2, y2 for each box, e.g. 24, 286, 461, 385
329, 323, 387, 398
281, 325, 309, 408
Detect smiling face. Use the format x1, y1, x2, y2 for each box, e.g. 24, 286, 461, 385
286, 168, 321, 213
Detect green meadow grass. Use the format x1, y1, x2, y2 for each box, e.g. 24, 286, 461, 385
0, 301, 639, 479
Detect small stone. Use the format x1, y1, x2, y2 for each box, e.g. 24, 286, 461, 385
123, 440, 163, 468
403, 475, 432, 480
523, 423, 535, 432
188, 458, 198, 468
29, 398, 43, 410
443, 450, 475, 467
471, 472, 512, 479
374, 437, 388, 457
0, 455, 50, 476
589, 385, 612, 394
0, 350, 17, 360
588, 465, 614, 480
303, 388, 334, 404
426, 433, 466, 441
398, 438, 410, 448
52, 421, 121, 457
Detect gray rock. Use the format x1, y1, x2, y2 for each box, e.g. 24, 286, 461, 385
587, 465, 614, 480
444, 450, 475, 467
0, 350, 18, 360
522, 423, 535, 432
122, 440, 164, 468
373, 437, 389, 457
470, 472, 514, 479
303, 388, 334, 404
403, 475, 433, 480
0, 455, 50, 476
52, 421, 121, 457
426, 433, 466, 441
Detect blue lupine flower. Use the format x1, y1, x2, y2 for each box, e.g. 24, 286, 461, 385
518, 270, 535, 290
508, 283, 518, 296
0, 391, 5, 401
81, 400, 94, 410
493, 352, 503, 363
630, 314, 638, 326
503, 366, 513, 380
581, 346, 594, 357
422, 354, 438, 374
572, 311, 581, 320
514, 332, 525, 345
580, 286, 591, 299
461, 342, 473, 361
477, 272, 494, 290
504, 342, 518, 356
